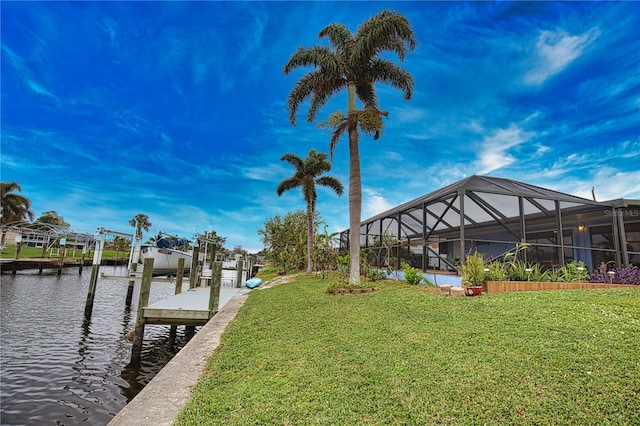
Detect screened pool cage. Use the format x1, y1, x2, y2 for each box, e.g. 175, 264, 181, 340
1, 222, 96, 255
339, 175, 640, 274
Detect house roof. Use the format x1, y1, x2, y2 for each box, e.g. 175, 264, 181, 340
358, 175, 613, 238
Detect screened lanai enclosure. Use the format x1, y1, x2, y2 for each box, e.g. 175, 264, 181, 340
1, 221, 96, 255
340, 175, 640, 274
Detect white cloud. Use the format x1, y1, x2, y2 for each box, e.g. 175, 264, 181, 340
475, 124, 534, 174
396, 107, 426, 123
543, 169, 640, 202
524, 28, 600, 85
241, 163, 287, 181
362, 188, 394, 218
589, 169, 640, 200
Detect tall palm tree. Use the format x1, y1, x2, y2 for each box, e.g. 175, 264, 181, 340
284, 10, 416, 285
277, 149, 344, 275
1, 182, 35, 224
129, 213, 151, 239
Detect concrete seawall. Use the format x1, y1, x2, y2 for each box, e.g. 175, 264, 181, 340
108, 288, 251, 426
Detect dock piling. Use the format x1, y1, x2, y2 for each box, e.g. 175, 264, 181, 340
235, 256, 244, 288
57, 240, 66, 275
38, 245, 47, 274
84, 234, 105, 318
169, 258, 185, 343
125, 263, 137, 307
175, 258, 185, 295
78, 251, 86, 275
130, 258, 154, 365
189, 246, 200, 289
208, 261, 222, 318
84, 265, 100, 318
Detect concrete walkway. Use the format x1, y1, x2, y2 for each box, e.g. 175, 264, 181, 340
108, 287, 251, 425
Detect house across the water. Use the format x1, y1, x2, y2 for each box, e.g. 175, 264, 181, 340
340, 175, 639, 273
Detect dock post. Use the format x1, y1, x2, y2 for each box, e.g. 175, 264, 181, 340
84, 265, 100, 318
130, 258, 154, 365
189, 246, 200, 289
57, 239, 66, 275
208, 261, 222, 318
13, 238, 21, 275
79, 251, 86, 275
38, 244, 47, 274
169, 258, 186, 343
14, 240, 22, 260
246, 256, 254, 278
84, 233, 105, 319
174, 258, 185, 295
125, 263, 137, 307
235, 256, 244, 288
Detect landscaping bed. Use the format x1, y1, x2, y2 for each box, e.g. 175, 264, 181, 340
485, 280, 638, 293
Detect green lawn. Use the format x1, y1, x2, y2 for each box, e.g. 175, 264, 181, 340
175, 276, 640, 425
1, 245, 124, 259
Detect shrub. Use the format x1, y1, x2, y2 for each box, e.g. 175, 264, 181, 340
367, 269, 390, 281
337, 254, 350, 280
401, 262, 424, 285
461, 251, 485, 287
556, 261, 589, 282
484, 260, 507, 281
506, 260, 550, 282
590, 265, 640, 285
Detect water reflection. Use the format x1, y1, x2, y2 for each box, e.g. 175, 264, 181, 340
1, 266, 195, 425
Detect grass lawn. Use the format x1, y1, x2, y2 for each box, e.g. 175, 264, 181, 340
1, 245, 123, 259
175, 276, 640, 425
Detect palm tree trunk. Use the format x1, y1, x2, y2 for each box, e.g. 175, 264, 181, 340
347, 82, 361, 285
306, 202, 314, 275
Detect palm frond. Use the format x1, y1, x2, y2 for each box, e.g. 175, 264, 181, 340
353, 10, 416, 64
280, 153, 304, 170
354, 79, 378, 108
316, 176, 344, 196
1, 182, 35, 223
307, 79, 346, 123
283, 45, 335, 74
369, 59, 414, 100
328, 119, 349, 159
318, 23, 352, 54
276, 178, 301, 196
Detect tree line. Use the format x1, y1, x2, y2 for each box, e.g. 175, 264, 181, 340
1, 184, 231, 255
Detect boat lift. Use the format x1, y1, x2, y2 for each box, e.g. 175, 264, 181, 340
94, 227, 140, 275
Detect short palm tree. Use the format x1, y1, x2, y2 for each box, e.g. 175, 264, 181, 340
284, 10, 416, 285
1, 182, 35, 246
129, 213, 151, 240
1, 182, 35, 224
277, 149, 344, 274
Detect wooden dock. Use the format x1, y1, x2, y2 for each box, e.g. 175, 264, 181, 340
124, 257, 256, 364
143, 287, 243, 326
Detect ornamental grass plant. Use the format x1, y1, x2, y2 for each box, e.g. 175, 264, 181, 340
175, 275, 640, 425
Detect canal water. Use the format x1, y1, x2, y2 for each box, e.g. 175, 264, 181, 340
1, 266, 196, 425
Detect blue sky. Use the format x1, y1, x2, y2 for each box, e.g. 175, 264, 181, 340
2, 1, 639, 252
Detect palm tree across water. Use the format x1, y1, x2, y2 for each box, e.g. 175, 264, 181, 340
129, 213, 151, 239
284, 10, 416, 285
1, 181, 35, 246
277, 149, 344, 275
1, 182, 35, 224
